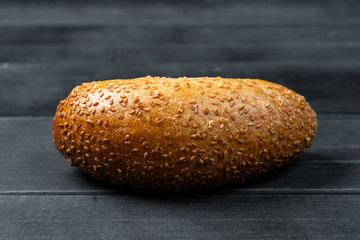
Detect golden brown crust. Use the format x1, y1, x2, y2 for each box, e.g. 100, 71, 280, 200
52, 76, 317, 191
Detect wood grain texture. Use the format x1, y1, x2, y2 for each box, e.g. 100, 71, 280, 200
0, 115, 358, 193
2, 61, 360, 116
0, 0, 360, 115
1, 0, 360, 22
1, 1, 359, 239
0, 194, 359, 239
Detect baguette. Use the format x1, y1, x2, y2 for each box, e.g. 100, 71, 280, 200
52, 76, 317, 191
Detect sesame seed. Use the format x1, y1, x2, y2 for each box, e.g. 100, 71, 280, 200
187, 114, 192, 121
155, 118, 163, 125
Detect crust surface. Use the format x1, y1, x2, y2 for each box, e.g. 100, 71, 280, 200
52, 76, 317, 191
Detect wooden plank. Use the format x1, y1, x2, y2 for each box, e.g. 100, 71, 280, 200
1, 60, 360, 115
1, 24, 360, 45
0, 194, 359, 239
3, 44, 360, 63
0, 0, 359, 23
0, 115, 359, 193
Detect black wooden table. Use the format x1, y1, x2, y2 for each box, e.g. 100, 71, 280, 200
1, 1, 360, 239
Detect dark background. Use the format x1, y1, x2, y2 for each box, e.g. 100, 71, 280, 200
0, 0, 360, 239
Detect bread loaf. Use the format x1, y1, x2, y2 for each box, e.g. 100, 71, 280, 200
52, 76, 317, 191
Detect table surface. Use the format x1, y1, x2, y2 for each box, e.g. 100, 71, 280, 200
1, 1, 360, 239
